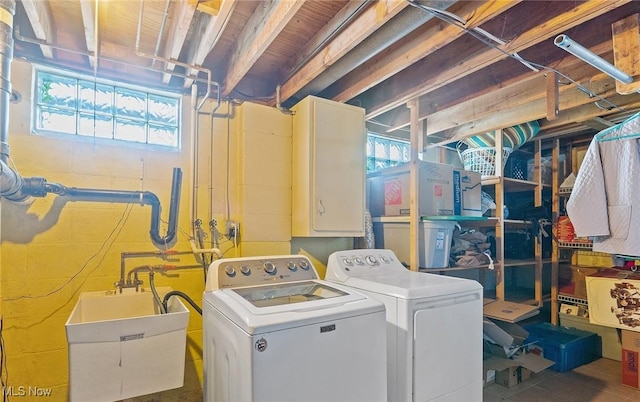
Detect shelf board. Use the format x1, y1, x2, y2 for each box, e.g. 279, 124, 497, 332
503, 259, 539, 267
558, 241, 592, 249
481, 176, 541, 192
419, 264, 495, 273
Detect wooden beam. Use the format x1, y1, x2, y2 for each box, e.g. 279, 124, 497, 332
162, 0, 198, 84
408, 99, 420, 272
365, 0, 632, 120
278, 0, 410, 103
79, 0, 96, 68
428, 74, 621, 144
21, 0, 54, 58
221, 0, 305, 96
546, 72, 559, 121
386, 42, 617, 135
327, 1, 521, 102
198, 0, 221, 16
279, 1, 370, 86
183, 0, 238, 88
612, 13, 640, 94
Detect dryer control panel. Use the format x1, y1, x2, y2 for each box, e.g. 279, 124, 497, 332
325, 249, 404, 283
206, 255, 319, 290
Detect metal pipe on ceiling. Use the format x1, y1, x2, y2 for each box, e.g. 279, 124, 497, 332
294, 1, 454, 103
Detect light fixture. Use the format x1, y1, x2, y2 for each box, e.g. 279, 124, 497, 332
554, 34, 633, 84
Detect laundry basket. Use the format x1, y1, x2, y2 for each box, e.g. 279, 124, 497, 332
457, 142, 512, 176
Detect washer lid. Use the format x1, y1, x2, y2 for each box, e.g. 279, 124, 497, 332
203, 279, 384, 334
340, 271, 482, 300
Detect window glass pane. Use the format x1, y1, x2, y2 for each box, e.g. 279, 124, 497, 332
148, 123, 178, 147
115, 118, 146, 143
148, 94, 178, 125
37, 107, 76, 134
374, 137, 389, 159
366, 137, 374, 158
115, 88, 146, 120
34, 69, 180, 149
79, 112, 113, 138
38, 73, 76, 109
389, 142, 403, 161
79, 81, 113, 114
375, 160, 389, 171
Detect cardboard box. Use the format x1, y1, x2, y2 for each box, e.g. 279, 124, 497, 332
495, 366, 530, 388
368, 162, 481, 217
586, 269, 640, 332
572, 250, 613, 268
559, 265, 601, 300
483, 318, 554, 388
622, 329, 640, 388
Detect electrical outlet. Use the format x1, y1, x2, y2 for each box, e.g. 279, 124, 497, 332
225, 220, 239, 240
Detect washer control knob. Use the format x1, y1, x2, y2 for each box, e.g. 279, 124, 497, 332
380, 256, 390, 263
224, 265, 236, 277
365, 255, 378, 265
354, 257, 364, 265
287, 261, 297, 271
240, 265, 251, 275
264, 261, 277, 274
299, 260, 310, 270
343, 258, 353, 266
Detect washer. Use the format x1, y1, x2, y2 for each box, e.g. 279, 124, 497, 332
325, 249, 483, 402
203, 255, 387, 402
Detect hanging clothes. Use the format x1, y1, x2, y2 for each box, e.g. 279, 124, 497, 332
566, 113, 640, 256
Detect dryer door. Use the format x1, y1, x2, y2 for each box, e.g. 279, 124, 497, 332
413, 291, 482, 401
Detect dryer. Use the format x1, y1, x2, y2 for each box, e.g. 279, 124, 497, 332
325, 249, 483, 402
203, 254, 387, 402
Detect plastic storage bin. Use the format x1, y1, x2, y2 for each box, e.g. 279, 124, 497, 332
373, 218, 455, 268
524, 322, 601, 372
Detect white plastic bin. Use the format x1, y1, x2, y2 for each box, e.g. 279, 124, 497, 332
373, 218, 456, 268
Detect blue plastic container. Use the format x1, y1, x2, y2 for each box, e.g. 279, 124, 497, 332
524, 322, 602, 372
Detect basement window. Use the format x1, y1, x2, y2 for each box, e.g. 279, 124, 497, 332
32, 68, 181, 149
367, 133, 410, 172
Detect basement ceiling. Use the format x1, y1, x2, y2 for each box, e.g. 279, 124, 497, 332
12, 0, 640, 144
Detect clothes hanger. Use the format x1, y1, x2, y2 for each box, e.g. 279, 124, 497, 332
595, 112, 640, 142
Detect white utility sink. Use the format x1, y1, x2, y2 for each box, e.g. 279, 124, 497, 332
65, 287, 189, 402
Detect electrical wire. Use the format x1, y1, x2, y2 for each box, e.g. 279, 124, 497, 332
406, 0, 625, 112
4, 198, 136, 301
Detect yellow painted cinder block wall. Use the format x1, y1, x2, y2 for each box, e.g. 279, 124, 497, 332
0, 59, 360, 401
0, 59, 206, 401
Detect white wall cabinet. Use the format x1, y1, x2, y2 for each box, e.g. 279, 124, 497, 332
291, 96, 366, 237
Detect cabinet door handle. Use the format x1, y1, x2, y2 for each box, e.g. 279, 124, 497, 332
317, 199, 326, 216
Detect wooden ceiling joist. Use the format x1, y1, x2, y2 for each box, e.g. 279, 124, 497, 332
161, 0, 198, 84
79, 0, 96, 67
221, 0, 305, 96
277, 0, 410, 104
326, 0, 520, 103
364, 0, 632, 121
21, 0, 54, 58
183, 0, 238, 89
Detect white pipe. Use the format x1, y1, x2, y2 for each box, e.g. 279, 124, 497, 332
190, 84, 198, 231
554, 34, 633, 84
189, 239, 222, 258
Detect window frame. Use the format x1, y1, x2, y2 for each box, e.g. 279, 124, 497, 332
31, 65, 183, 151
